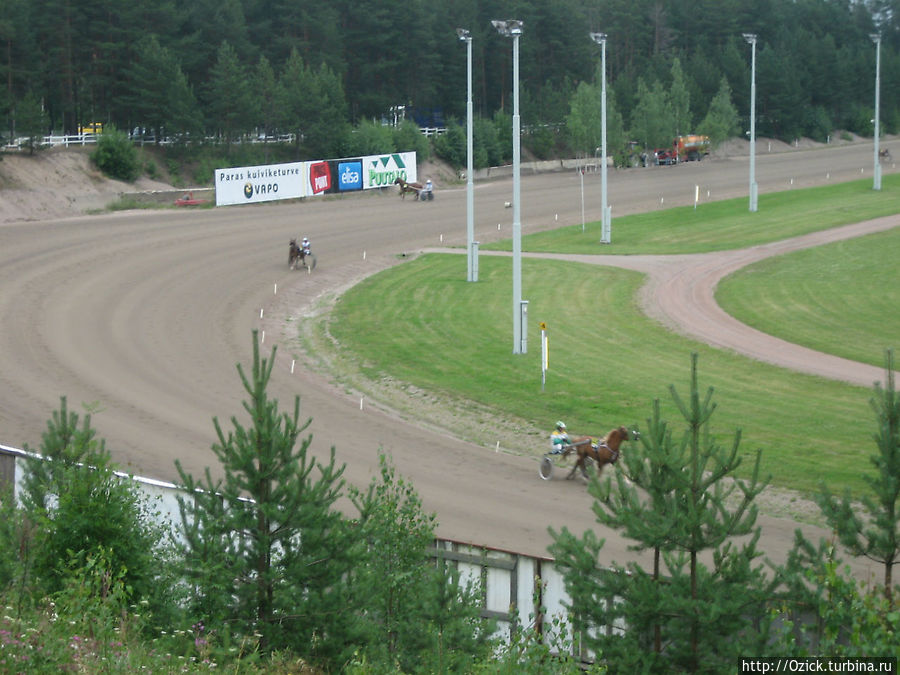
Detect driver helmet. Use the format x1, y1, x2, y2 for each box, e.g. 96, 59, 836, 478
426, 179, 432, 186
302, 237, 309, 245
555, 421, 567, 431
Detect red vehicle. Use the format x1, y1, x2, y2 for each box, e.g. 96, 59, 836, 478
654, 148, 677, 165
174, 192, 209, 206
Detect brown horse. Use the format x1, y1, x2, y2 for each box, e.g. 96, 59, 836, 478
393, 176, 423, 199
288, 238, 302, 269
565, 426, 632, 481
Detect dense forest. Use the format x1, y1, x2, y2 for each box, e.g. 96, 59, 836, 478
2, 0, 898, 161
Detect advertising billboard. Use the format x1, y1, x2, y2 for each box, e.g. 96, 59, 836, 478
362, 152, 417, 189
214, 152, 416, 206
306, 159, 364, 195
214, 162, 305, 206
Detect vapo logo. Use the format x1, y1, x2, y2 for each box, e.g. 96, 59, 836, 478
338, 161, 362, 191
243, 183, 253, 199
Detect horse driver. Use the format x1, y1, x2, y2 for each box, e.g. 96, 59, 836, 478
301, 237, 311, 257
550, 421, 570, 455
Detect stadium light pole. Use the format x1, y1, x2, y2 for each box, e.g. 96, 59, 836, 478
743, 33, 758, 212
457, 28, 477, 280
590, 32, 610, 243
871, 33, 882, 191
493, 19, 526, 354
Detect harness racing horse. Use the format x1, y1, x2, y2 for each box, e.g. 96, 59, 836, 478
565, 426, 632, 481
393, 176, 423, 200
288, 239, 302, 269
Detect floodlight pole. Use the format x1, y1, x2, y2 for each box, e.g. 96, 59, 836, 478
871, 33, 882, 191
493, 19, 526, 354
590, 32, 610, 243
743, 33, 758, 212
458, 28, 477, 279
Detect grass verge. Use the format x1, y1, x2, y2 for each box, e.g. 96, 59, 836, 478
484, 174, 900, 255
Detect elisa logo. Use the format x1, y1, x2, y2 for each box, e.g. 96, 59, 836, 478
338, 161, 362, 191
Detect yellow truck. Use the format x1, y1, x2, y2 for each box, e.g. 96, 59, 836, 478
78, 122, 103, 135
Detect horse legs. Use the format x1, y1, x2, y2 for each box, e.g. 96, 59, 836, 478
565, 457, 580, 480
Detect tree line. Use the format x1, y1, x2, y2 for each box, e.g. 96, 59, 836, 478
2, 0, 898, 164
1, 335, 897, 672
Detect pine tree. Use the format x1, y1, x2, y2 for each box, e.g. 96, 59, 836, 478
816, 349, 900, 610
15, 91, 49, 156
698, 76, 740, 151
175, 330, 351, 654
550, 353, 773, 673
19, 397, 173, 614
669, 57, 692, 137
347, 452, 493, 673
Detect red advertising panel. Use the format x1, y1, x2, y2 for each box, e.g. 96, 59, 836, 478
309, 161, 332, 195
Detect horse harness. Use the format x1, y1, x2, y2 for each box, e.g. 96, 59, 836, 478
595, 439, 619, 463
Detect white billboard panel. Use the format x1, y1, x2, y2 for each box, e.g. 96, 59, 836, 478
362, 152, 417, 189
214, 162, 306, 206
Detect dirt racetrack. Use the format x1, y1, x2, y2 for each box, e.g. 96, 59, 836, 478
1, 139, 897, 580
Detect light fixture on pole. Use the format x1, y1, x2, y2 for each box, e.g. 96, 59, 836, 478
871, 33, 882, 191
743, 33, 758, 212
492, 19, 526, 354
589, 32, 610, 243
457, 28, 478, 280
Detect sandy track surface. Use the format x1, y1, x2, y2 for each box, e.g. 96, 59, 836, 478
0, 141, 896, 580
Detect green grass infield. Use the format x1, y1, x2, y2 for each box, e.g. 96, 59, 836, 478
717, 228, 899, 368
330, 254, 876, 498
324, 175, 897, 500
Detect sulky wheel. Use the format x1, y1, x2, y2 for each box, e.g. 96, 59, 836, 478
539, 456, 553, 480
304, 253, 317, 271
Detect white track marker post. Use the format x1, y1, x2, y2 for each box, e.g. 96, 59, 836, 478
694, 185, 699, 209
274, 283, 277, 295
440, 233, 443, 243
360, 397, 364, 410
260, 330, 265, 343
260, 308, 264, 319
291, 359, 295, 374
495, 441, 500, 453
540, 321, 548, 391
363, 250, 367, 260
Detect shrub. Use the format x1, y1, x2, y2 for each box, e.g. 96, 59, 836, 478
90, 126, 140, 181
